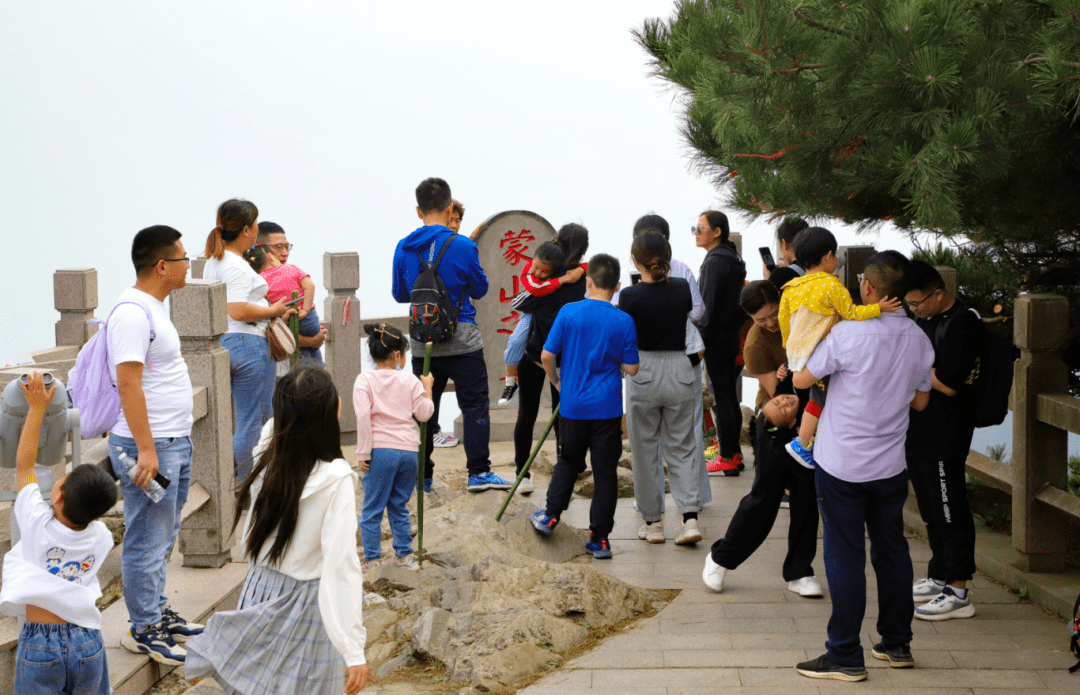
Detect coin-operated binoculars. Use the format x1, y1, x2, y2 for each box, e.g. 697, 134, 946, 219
0, 373, 81, 546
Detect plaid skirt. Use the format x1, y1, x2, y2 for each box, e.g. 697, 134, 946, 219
185, 563, 345, 695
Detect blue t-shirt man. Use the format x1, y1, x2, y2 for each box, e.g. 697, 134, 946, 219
543, 299, 639, 420
531, 254, 639, 558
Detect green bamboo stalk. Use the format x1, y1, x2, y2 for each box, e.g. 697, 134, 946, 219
416, 342, 433, 566
289, 291, 300, 365
495, 404, 560, 522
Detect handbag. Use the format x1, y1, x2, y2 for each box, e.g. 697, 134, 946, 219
266, 317, 296, 362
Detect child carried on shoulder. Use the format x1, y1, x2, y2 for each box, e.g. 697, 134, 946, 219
777, 227, 902, 469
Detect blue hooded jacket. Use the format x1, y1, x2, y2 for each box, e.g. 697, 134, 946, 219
391, 225, 489, 325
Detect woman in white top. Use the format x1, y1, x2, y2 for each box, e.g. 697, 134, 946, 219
202, 199, 294, 478
185, 364, 368, 695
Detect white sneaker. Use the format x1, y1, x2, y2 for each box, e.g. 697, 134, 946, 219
432, 431, 459, 448
912, 577, 946, 603
702, 554, 727, 592
915, 587, 974, 621
516, 475, 534, 495
674, 519, 702, 545
638, 520, 665, 543
787, 576, 824, 597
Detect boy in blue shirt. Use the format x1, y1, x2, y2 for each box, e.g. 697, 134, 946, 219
530, 254, 639, 558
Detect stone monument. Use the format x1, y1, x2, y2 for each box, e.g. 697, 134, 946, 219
469, 211, 558, 404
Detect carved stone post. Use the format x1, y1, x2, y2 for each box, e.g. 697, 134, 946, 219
53, 269, 98, 346
323, 253, 361, 435
1011, 294, 1069, 572
171, 279, 235, 568
837, 245, 876, 301
936, 266, 958, 297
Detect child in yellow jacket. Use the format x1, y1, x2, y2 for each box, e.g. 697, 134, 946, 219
778, 228, 901, 468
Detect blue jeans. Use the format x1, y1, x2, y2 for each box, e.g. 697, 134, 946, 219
502, 313, 531, 367
816, 466, 913, 668
109, 434, 192, 630
359, 448, 416, 561
413, 349, 492, 478
222, 333, 275, 478
298, 308, 324, 363
16, 622, 109, 695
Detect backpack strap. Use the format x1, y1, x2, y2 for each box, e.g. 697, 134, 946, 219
106, 300, 157, 373
420, 234, 467, 310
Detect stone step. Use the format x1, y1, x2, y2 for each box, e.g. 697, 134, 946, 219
105, 552, 248, 695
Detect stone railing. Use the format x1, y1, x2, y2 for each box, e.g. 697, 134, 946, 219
0, 252, 365, 566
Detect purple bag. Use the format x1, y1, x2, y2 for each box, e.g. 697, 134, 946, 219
67, 301, 155, 438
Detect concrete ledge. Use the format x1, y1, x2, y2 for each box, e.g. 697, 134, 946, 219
903, 502, 1080, 620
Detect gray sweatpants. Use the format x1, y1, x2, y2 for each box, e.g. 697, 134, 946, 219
627, 351, 707, 521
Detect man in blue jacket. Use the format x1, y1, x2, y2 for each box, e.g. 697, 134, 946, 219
392, 177, 511, 493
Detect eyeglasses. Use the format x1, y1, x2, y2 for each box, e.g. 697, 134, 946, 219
691, 225, 708, 235
266, 243, 293, 251
161, 257, 190, 263
906, 291, 936, 311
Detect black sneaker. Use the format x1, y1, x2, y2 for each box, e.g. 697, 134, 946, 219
121, 623, 187, 665
161, 605, 204, 642
796, 654, 867, 681
498, 382, 518, 406
871, 642, 914, 668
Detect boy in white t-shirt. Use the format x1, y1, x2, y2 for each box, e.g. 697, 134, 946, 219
0, 372, 118, 695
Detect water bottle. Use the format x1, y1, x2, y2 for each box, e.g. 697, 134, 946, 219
117, 451, 170, 503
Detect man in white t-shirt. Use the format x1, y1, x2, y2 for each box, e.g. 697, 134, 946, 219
106, 225, 201, 665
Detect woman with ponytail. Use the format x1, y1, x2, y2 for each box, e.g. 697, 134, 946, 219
618, 229, 707, 546
203, 199, 295, 478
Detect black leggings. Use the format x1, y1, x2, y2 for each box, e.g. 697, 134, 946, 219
513, 359, 560, 474
704, 332, 743, 458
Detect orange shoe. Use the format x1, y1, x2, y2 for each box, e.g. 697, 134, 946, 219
707, 455, 740, 477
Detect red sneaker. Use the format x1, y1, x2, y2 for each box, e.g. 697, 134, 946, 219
707, 455, 740, 477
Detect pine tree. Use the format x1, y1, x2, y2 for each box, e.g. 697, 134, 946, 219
636, 0, 1080, 375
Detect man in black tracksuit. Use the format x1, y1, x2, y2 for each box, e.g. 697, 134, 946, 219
903, 261, 982, 621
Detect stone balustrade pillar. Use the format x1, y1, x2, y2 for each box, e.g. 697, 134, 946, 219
171, 279, 235, 568
1011, 294, 1070, 572
936, 266, 958, 297
323, 253, 361, 436
53, 269, 98, 346
837, 245, 876, 301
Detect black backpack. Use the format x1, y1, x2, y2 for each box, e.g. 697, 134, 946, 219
934, 307, 1015, 428
409, 235, 463, 344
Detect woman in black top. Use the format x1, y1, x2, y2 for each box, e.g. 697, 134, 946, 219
694, 210, 747, 473
511, 224, 589, 491
618, 230, 706, 546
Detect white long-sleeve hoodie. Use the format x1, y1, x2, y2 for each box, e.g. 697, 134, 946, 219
244, 421, 366, 666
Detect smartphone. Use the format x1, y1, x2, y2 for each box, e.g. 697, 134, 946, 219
759, 247, 776, 271
630, 271, 642, 285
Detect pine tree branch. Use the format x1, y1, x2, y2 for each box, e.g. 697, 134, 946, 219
1018, 55, 1080, 68
791, 6, 849, 36
775, 62, 828, 74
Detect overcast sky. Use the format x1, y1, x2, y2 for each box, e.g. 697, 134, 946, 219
1, 0, 918, 365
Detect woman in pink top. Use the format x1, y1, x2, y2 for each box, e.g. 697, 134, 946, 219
352, 323, 434, 571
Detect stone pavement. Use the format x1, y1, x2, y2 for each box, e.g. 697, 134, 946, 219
516, 458, 1078, 694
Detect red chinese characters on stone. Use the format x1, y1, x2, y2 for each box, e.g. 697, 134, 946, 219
497, 311, 520, 335
499, 229, 535, 267
497, 229, 534, 334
